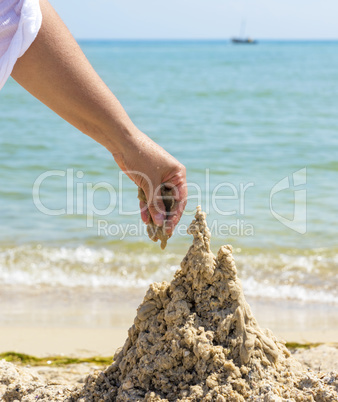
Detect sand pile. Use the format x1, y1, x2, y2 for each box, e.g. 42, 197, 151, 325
71, 207, 338, 401
0, 359, 72, 401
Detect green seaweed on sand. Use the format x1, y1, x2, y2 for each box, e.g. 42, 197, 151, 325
0, 344, 327, 366
0, 344, 327, 367
0, 351, 113, 366
285, 342, 322, 350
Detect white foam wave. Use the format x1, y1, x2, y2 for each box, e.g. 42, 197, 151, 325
0, 245, 178, 288
0, 245, 337, 304
242, 277, 338, 304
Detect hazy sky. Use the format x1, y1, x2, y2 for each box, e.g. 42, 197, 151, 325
49, 0, 338, 40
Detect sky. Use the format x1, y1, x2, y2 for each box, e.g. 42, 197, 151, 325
49, 0, 338, 40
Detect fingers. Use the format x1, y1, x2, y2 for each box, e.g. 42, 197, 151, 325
139, 180, 187, 233
166, 200, 186, 234
147, 184, 166, 226
165, 182, 188, 235
138, 180, 166, 226
139, 200, 150, 224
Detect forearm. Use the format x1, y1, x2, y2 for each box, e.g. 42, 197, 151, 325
11, 0, 136, 154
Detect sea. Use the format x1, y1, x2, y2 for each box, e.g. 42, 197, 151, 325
1, 40, 338, 331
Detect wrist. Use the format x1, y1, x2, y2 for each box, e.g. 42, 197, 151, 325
90, 117, 140, 156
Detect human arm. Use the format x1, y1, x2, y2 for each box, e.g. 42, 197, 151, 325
11, 0, 187, 233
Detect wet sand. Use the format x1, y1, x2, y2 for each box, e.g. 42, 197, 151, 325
4, 345, 338, 379
1, 294, 337, 358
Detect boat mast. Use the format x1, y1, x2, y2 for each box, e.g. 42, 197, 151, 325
240, 19, 246, 39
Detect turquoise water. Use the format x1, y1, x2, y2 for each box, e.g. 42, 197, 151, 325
1, 40, 338, 304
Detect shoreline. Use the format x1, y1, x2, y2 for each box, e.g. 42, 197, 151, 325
1, 324, 338, 359
1, 292, 337, 358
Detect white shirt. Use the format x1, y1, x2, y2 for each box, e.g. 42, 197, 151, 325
0, 0, 42, 90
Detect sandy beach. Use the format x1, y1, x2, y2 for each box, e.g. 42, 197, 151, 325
1, 209, 338, 401
1, 264, 338, 399
1, 293, 338, 401
1, 247, 337, 401
1, 305, 338, 358
1, 286, 337, 358
1, 345, 338, 399
2, 298, 338, 399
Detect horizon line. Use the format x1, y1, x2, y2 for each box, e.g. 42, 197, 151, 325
77, 38, 338, 42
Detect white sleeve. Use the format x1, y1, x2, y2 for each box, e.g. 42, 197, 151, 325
0, 0, 42, 90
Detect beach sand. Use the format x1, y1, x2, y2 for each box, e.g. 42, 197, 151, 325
1, 311, 337, 397
1, 321, 338, 359
1, 295, 337, 358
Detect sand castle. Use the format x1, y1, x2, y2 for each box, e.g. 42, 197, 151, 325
72, 207, 338, 401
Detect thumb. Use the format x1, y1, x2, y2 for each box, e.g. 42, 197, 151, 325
146, 183, 166, 227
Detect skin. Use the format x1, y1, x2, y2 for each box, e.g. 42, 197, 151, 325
11, 0, 187, 234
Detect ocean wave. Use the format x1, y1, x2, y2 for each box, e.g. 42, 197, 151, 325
0, 244, 180, 288
241, 277, 338, 304
0, 244, 337, 304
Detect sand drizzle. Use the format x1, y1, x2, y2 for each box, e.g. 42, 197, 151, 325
138, 186, 174, 250
72, 207, 338, 401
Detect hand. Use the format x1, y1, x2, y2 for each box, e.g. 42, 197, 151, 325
112, 130, 187, 236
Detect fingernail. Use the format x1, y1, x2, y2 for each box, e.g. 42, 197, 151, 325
154, 213, 164, 226
165, 227, 172, 235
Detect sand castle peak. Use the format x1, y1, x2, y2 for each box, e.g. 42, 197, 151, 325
172, 206, 285, 368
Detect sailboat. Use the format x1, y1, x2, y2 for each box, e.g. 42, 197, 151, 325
231, 38, 256, 44
231, 19, 257, 44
